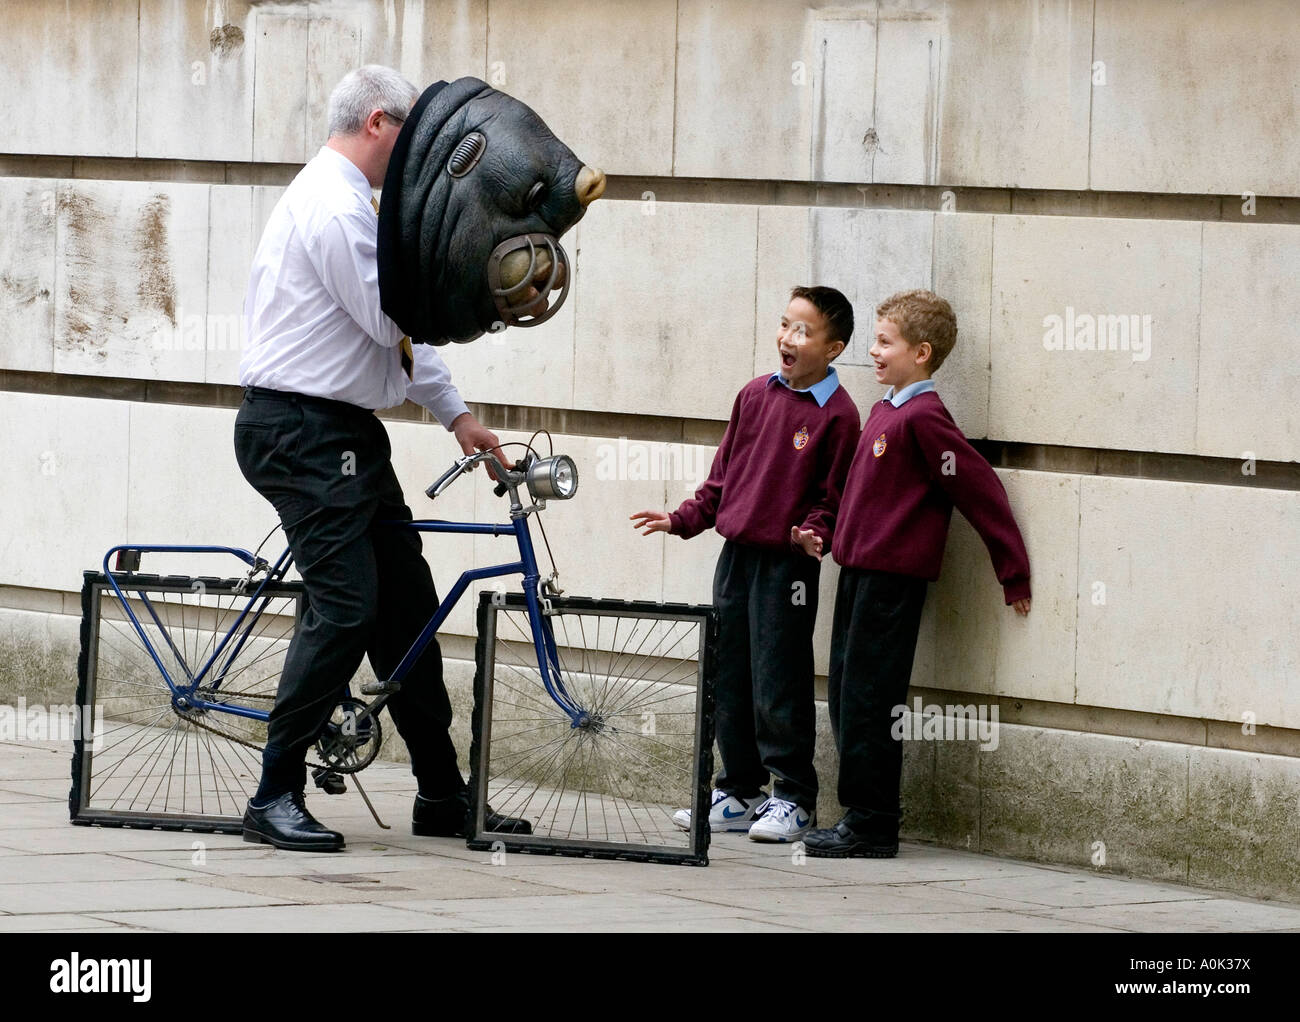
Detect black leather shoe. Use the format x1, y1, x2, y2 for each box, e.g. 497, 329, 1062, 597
412, 789, 532, 838
803, 814, 898, 858
243, 791, 345, 852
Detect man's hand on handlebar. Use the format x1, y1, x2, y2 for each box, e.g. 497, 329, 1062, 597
450, 412, 504, 481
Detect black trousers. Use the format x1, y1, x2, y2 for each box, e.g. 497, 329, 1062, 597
712, 540, 821, 811
233, 388, 464, 801
827, 566, 929, 818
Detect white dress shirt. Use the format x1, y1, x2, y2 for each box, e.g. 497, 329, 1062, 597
240, 146, 470, 427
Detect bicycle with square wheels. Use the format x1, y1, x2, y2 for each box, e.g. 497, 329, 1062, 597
69, 442, 718, 865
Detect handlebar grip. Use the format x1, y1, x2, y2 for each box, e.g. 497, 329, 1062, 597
426, 460, 464, 499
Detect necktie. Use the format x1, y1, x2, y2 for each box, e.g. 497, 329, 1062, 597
371, 195, 414, 380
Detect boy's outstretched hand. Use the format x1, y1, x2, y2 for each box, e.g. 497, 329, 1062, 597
1011, 597, 1031, 616
790, 526, 823, 561
630, 510, 671, 535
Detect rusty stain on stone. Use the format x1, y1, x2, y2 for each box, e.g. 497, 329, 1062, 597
57, 186, 179, 359
136, 194, 177, 324
58, 189, 114, 352
0, 273, 49, 308
209, 24, 245, 58
1, 186, 55, 315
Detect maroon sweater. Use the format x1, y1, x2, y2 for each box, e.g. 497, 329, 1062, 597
670, 375, 861, 550
832, 391, 1031, 603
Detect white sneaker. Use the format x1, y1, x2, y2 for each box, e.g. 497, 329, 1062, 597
747, 797, 814, 842
672, 788, 768, 833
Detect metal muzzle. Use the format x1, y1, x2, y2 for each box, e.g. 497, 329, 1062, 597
486, 233, 571, 329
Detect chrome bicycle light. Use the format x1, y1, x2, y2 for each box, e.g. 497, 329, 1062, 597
526, 455, 579, 500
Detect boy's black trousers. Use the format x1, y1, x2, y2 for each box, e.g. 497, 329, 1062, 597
712, 539, 821, 812
827, 566, 929, 819
232, 387, 465, 802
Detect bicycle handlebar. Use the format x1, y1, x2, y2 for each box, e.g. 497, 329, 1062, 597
426, 460, 466, 498
425, 451, 524, 501
494, 458, 529, 497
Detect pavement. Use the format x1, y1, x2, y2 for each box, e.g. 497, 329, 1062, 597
5, 738, 1300, 933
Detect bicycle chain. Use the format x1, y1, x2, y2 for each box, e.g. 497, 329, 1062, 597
174, 689, 335, 771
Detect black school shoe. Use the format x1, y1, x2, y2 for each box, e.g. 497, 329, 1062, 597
803, 811, 898, 858
412, 789, 533, 838
243, 790, 345, 852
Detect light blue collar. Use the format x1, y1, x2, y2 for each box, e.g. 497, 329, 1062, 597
884, 379, 935, 407
768, 365, 841, 408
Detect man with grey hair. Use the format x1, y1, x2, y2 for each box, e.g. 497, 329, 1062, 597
326, 64, 418, 139
235, 65, 528, 851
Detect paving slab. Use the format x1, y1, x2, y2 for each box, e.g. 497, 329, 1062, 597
92, 902, 443, 933
0, 913, 136, 932
2, 825, 244, 854
1044, 898, 1300, 933
459, 916, 816, 933
0, 851, 207, 884
189, 865, 564, 904
720, 841, 1054, 885
456, 857, 848, 895
0, 789, 55, 804
0, 744, 73, 780
920, 872, 1210, 909
0, 800, 83, 827
802, 911, 1129, 933
369, 891, 772, 929
0, 878, 286, 914
111, 848, 478, 879
663, 881, 1046, 919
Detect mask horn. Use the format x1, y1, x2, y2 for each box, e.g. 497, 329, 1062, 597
575, 166, 606, 206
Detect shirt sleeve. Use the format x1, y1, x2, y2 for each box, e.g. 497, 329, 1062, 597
669, 388, 743, 539
911, 401, 1032, 604
406, 344, 471, 430
307, 209, 406, 349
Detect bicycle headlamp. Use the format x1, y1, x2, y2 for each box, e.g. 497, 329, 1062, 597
526, 455, 579, 501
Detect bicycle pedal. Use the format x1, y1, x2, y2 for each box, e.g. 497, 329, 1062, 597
359, 678, 401, 696
312, 768, 347, 795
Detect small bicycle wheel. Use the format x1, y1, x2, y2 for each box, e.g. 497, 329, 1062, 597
467, 593, 717, 866
70, 571, 303, 832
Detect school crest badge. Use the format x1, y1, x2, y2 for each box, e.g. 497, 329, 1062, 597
793, 426, 810, 450
872, 432, 887, 457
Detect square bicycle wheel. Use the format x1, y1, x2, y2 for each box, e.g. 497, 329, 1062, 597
467, 592, 718, 866
70, 571, 303, 832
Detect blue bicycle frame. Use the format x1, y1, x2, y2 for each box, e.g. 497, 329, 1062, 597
100, 504, 586, 731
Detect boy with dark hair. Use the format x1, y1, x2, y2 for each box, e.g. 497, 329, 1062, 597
632, 285, 860, 842
805, 288, 1031, 858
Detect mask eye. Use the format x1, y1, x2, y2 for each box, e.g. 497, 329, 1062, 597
526, 181, 546, 210
447, 131, 486, 177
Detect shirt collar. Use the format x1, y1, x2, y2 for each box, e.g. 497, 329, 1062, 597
317, 146, 373, 204
767, 365, 841, 407
883, 378, 936, 407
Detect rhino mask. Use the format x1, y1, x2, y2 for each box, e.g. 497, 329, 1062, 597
376, 77, 605, 345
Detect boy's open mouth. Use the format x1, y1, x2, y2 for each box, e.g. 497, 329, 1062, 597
781, 351, 796, 369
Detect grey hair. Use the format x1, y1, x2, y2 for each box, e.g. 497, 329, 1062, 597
326, 65, 418, 138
